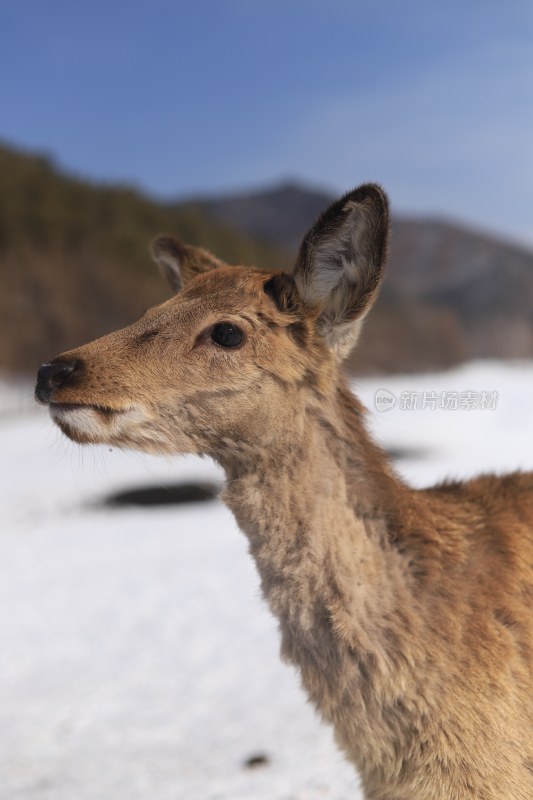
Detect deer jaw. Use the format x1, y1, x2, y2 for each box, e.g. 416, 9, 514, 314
39, 267, 326, 459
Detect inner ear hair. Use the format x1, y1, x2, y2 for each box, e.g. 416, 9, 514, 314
295, 184, 389, 313
151, 235, 225, 293
151, 235, 188, 293
291, 183, 389, 359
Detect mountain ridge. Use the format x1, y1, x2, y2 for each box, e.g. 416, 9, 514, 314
185, 181, 533, 372
1, 142, 532, 375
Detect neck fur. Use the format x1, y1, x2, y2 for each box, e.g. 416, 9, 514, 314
219, 378, 432, 778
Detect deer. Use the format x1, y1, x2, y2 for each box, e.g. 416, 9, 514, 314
35, 184, 533, 799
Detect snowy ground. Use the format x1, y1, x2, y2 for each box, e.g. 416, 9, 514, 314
1, 361, 533, 800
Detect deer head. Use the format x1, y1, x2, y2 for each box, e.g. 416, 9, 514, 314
35, 184, 389, 461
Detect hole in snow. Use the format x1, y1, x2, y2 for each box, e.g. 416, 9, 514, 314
243, 753, 270, 770
100, 481, 221, 507
387, 446, 431, 462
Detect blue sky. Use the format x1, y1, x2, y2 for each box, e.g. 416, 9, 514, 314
1, 0, 532, 244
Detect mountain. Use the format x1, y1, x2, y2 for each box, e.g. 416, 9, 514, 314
1, 142, 532, 377
193, 182, 333, 250
190, 183, 533, 373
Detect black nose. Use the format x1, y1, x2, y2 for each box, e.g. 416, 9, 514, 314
35, 360, 78, 404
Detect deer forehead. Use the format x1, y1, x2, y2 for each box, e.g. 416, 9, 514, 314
138, 267, 297, 335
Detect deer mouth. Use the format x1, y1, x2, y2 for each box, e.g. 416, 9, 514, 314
48, 401, 138, 444
50, 401, 129, 418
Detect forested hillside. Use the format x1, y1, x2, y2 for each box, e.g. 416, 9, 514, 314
0, 143, 286, 372
2, 142, 532, 376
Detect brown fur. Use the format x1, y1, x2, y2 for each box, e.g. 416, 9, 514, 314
35, 184, 533, 799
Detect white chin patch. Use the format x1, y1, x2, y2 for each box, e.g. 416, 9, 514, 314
49, 404, 147, 442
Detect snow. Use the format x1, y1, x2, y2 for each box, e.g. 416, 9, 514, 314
1, 361, 533, 800
355, 360, 533, 487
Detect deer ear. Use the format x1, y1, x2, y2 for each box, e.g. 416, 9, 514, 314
292, 183, 389, 359
150, 235, 225, 293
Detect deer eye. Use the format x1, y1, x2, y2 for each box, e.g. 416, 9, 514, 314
211, 322, 243, 348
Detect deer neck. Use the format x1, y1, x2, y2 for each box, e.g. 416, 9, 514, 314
219, 378, 418, 671
216, 379, 433, 782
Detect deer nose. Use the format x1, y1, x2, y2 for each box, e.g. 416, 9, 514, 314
35, 359, 79, 404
